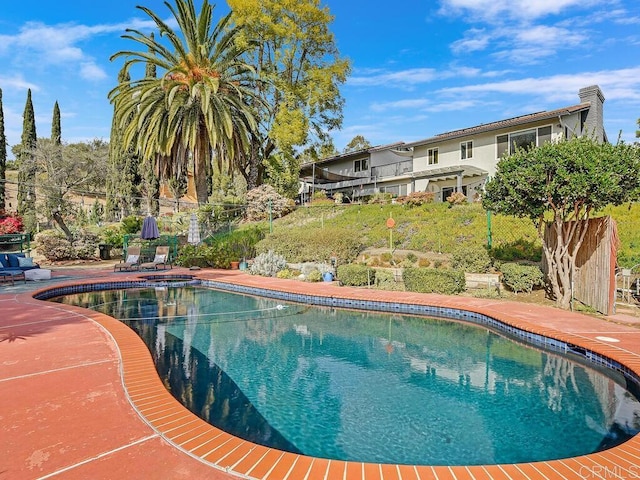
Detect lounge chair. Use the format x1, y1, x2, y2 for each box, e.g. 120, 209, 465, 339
114, 246, 141, 272
140, 246, 171, 270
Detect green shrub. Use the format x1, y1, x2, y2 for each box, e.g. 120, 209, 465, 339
175, 244, 209, 267
405, 252, 418, 263
491, 238, 542, 262
121, 215, 142, 234
380, 252, 392, 263
451, 244, 492, 273
276, 268, 294, 279
250, 250, 288, 277
256, 227, 362, 264
205, 227, 265, 262
402, 267, 466, 294
101, 225, 125, 248
374, 268, 403, 291
337, 263, 375, 286
306, 269, 323, 282
499, 262, 545, 294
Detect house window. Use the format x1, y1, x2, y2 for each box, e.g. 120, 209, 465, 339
461, 141, 473, 160
496, 125, 553, 158
354, 158, 368, 172
509, 129, 536, 154
428, 148, 438, 165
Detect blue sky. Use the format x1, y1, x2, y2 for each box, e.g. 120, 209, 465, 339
1, 0, 639, 156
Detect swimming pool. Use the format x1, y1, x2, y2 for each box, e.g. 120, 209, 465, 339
52, 284, 640, 466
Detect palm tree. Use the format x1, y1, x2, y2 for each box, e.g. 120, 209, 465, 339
109, 0, 258, 204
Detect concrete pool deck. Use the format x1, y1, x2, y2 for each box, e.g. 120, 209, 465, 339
2, 265, 640, 479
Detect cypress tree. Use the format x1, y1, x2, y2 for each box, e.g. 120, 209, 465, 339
17, 89, 37, 233
51, 101, 61, 144
0, 89, 6, 211
106, 67, 140, 220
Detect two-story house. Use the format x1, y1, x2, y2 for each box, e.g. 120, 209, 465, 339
300, 85, 606, 203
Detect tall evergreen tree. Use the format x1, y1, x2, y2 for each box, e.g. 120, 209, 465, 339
17, 89, 37, 233
51, 101, 61, 144
106, 67, 141, 220
0, 89, 6, 211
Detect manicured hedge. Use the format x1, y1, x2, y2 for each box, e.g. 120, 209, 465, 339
499, 262, 545, 293
402, 267, 466, 294
337, 263, 375, 286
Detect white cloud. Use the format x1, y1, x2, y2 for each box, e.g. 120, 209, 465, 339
0, 75, 39, 91
371, 99, 432, 112
80, 62, 108, 81
0, 17, 167, 82
438, 67, 640, 103
349, 66, 505, 88
439, 0, 607, 23
451, 29, 491, 54
349, 68, 438, 87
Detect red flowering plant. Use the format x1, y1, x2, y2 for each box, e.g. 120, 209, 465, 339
0, 211, 24, 234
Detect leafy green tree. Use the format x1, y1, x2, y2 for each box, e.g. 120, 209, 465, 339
483, 136, 640, 309
17, 89, 37, 233
106, 67, 141, 220
0, 89, 6, 211
26, 139, 109, 241
229, 0, 350, 190
343, 135, 371, 153
109, 0, 258, 205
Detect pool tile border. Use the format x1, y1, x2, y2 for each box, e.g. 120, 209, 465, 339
34, 275, 640, 480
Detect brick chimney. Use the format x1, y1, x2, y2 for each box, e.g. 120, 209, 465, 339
578, 85, 605, 143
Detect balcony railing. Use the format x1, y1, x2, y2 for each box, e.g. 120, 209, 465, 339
371, 160, 413, 179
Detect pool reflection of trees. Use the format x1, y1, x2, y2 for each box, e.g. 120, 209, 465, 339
55, 288, 640, 462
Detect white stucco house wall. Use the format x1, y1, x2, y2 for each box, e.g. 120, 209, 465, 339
299, 85, 607, 203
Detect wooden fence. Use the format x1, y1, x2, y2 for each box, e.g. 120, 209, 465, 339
544, 217, 617, 315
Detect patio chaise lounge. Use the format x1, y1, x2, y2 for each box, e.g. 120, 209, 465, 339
140, 246, 171, 271
114, 246, 141, 272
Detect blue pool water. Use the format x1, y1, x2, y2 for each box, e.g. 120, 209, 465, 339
54, 286, 640, 465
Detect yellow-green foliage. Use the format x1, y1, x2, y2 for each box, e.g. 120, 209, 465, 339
602, 203, 640, 267
260, 201, 639, 266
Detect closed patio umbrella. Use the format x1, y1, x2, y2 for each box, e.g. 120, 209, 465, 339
187, 213, 201, 246
141, 215, 160, 240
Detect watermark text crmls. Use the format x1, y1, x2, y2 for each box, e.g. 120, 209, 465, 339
579, 465, 640, 479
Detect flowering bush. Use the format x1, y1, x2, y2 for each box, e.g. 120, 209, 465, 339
446, 191, 467, 206
0, 212, 24, 234
245, 185, 295, 222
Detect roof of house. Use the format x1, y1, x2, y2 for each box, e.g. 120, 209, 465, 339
402, 102, 590, 148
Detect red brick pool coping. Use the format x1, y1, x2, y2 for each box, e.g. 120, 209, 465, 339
3, 267, 640, 479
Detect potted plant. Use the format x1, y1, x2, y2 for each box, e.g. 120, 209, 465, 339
318, 262, 335, 282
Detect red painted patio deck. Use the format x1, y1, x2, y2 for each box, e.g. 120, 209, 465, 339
2, 266, 640, 479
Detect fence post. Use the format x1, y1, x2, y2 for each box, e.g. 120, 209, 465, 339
486, 210, 493, 249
